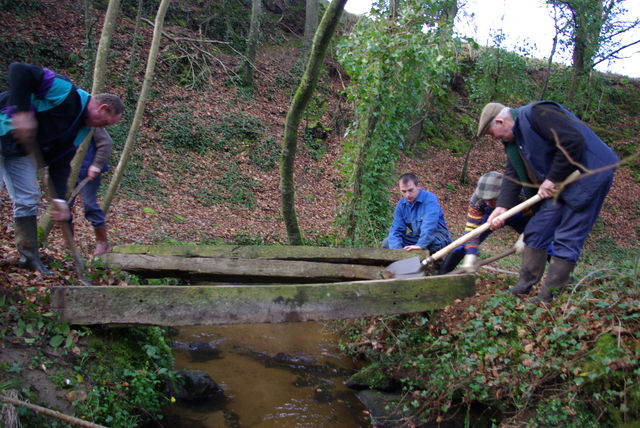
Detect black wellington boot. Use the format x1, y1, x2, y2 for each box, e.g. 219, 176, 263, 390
14, 216, 54, 274
535, 256, 575, 303
508, 246, 547, 295
438, 248, 466, 274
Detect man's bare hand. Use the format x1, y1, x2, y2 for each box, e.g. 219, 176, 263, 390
538, 179, 557, 199
403, 245, 423, 251
87, 165, 101, 179
11, 111, 37, 143
51, 199, 71, 222
487, 207, 507, 230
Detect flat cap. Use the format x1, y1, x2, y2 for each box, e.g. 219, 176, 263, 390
474, 171, 503, 200
476, 102, 506, 137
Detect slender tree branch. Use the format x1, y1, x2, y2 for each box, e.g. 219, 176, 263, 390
499, 123, 635, 193
591, 38, 640, 67
0, 394, 107, 428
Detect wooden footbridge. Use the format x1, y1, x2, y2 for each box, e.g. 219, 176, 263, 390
50, 245, 475, 326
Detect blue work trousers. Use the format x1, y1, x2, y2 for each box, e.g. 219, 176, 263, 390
523, 177, 613, 263
69, 168, 106, 229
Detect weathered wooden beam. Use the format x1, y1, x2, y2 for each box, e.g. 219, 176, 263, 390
101, 253, 386, 282
50, 275, 475, 326
110, 244, 424, 265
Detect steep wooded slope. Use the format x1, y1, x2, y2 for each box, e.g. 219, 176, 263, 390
0, 0, 637, 282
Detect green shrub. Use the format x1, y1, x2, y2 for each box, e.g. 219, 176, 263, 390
161, 107, 219, 153
303, 122, 328, 161
212, 111, 263, 147
468, 34, 536, 105
74, 326, 178, 426
108, 151, 163, 198
249, 136, 280, 171
0, 34, 71, 89
0, 0, 41, 15
197, 160, 258, 208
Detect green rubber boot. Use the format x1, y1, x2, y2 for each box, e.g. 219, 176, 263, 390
508, 246, 547, 295
14, 216, 53, 274
535, 257, 575, 303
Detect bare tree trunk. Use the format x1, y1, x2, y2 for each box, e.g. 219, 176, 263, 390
405, 91, 430, 150
567, 0, 605, 114
389, 0, 399, 19
38, 0, 121, 241
303, 0, 319, 57
82, 0, 96, 89
281, 0, 348, 245
540, 4, 564, 100
125, 0, 144, 105
102, 0, 172, 213
344, 104, 379, 242
405, 0, 458, 149
241, 0, 261, 87
459, 139, 476, 185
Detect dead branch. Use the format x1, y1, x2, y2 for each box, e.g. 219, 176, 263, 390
140, 17, 270, 85
0, 394, 107, 428
499, 126, 636, 196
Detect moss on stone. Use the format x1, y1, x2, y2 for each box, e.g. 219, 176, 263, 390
347, 362, 397, 391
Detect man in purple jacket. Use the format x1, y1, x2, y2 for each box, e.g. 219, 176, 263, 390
1, 62, 122, 273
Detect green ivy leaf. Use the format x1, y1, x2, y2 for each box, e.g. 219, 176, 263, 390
49, 335, 64, 348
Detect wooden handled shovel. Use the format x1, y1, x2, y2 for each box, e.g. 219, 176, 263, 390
446, 247, 516, 275
383, 194, 543, 278
22, 137, 92, 285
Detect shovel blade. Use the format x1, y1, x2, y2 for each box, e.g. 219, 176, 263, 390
383, 256, 424, 279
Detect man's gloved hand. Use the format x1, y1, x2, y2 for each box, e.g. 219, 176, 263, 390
461, 254, 478, 273
51, 199, 71, 222
514, 233, 525, 254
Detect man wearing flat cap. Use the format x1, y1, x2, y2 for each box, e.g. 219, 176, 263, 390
438, 171, 534, 274
477, 101, 618, 302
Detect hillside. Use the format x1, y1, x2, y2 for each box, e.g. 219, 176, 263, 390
1, 1, 639, 425
1, 0, 638, 268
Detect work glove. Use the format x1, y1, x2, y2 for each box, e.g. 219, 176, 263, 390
513, 234, 525, 254
461, 254, 478, 273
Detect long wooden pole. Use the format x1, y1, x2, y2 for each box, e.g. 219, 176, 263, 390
424, 194, 543, 265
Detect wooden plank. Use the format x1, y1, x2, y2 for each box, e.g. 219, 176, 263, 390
50, 275, 476, 326
101, 253, 386, 282
110, 244, 424, 265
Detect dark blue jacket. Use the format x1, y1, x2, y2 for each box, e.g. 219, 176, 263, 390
512, 101, 618, 211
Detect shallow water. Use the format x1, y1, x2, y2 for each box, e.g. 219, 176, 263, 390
163, 322, 369, 428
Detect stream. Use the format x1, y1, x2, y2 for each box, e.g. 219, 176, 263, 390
161, 321, 370, 427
